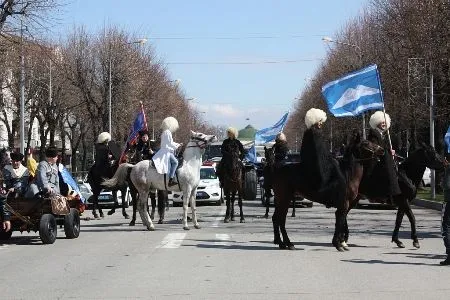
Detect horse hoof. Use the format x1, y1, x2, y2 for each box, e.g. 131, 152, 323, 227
240, 218, 245, 223
263, 214, 269, 219
158, 219, 164, 224
392, 239, 405, 248
129, 221, 135, 226
99, 212, 104, 218
150, 214, 155, 221
336, 247, 345, 252
278, 244, 287, 250
107, 210, 115, 216
123, 214, 130, 219
147, 226, 155, 231
230, 217, 235, 221
288, 245, 296, 250
341, 241, 350, 251
413, 240, 420, 249
291, 214, 296, 218
194, 224, 201, 229
183, 226, 190, 231
224, 218, 230, 223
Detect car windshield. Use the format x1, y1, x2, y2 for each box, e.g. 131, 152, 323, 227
200, 168, 217, 180
204, 145, 222, 160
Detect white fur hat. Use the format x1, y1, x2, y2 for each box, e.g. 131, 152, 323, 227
305, 108, 327, 129
97, 132, 111, 144
369, 111, 391, 129
276, 132, 286, 141
226, 127, 238, 138
161, 116, 179, 133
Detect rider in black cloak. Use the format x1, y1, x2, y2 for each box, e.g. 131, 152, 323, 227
264, 132, 289, 197
300, 108, 345, 208
88, 132, 113, 218
218, 127, 246, 187
360, 111, 402, 202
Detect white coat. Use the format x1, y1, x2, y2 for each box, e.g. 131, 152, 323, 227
152, 129, 180, 174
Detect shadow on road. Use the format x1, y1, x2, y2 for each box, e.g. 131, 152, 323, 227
341, 258, 438, 266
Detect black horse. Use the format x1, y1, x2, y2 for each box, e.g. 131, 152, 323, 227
222, 149, 245, 223
346, 142, 446, 248
262, 146, 297, 218
272, 133, 384, 251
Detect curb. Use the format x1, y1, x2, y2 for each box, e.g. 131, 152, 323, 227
412, 198, 443, 211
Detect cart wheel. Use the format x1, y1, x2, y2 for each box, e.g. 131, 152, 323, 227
0, 229, 13, 240
64, 208, 80, 239
39, 214, 57, 244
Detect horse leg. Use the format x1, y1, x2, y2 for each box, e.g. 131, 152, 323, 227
224, 190, 231, 223
121, 187, 130, 219
392, 203, 406, 248
230, 191, 236, 221
137, 190, 154, 231
340, 214, 350, 251
128, 183, 138, 226
333, 210, 345, 252
272, 205, 283, 247
182, 189, 191, 230
107, 190, 118, 216
238, 189, 245, 223
280, 205, 294, 250
189, 190, 200, 229
403, 200, 420, 248
149, 191, 156, 221
91, 192, 100, 219
264, 188, 270, 218
291, 198, 296, 218
157, 190, 166, 224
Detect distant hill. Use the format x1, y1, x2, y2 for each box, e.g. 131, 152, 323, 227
238, 125, 258, 141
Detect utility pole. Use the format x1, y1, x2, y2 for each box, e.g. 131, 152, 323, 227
430, 71, 435, 199
19, 13, 25, 154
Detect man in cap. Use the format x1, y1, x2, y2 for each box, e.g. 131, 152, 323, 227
2, 152, 29, 196
26, 147, 60, 197
135, 129, 155, 162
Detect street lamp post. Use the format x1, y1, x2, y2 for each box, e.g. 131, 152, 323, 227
19, 13, 25, 154
108, 38, 147, 138
322, 36, 366, 139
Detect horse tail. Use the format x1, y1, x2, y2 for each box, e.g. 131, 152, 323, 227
102, 163, 134, 189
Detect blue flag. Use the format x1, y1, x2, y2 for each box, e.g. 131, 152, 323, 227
445, 126, 450, 154
245, 145, 257, 163
59, 165, 85, 203
322, 64, 384, 117
254, 112, 289, 145
126, 104, 147, 146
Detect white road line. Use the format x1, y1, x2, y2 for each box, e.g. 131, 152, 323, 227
214, 233, 230, 246
157, 233, 187, 249
211, 206, 226, 228
0, 245, 8, 251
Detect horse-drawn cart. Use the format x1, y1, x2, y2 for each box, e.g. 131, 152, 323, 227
0, 195, 81, 244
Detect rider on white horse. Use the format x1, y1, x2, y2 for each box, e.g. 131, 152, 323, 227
152, 117, 183, 187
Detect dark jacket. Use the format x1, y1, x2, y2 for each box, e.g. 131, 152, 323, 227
300, 126, 345, 207
221, 138, 246, 162
273, 140, 289, 163
88, 143, 113, 187
135, 139, 154, 161
363, 128, 401, 198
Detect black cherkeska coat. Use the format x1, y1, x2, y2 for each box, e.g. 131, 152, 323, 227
363, 128, 401, 198
300, 126, 345, 207
273, 140, 289, 163
221, 138, 246, 163
88, 143, 113, 189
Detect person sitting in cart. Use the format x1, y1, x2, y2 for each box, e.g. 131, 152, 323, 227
26, 147, 60, 198
1, 152, 29, 197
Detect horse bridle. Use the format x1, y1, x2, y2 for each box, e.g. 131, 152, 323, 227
354, 142, 383, 162
186, 136, 209, 149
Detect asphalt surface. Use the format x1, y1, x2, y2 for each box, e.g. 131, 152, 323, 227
1, 199, 449, 300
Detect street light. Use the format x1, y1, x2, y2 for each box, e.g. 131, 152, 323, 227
108, 38, 147, 138
322, 36, 366, 139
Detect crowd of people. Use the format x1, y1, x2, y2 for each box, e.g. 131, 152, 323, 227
1, 111, 449, 265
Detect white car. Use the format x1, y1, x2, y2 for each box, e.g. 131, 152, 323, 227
79, 182, 131, 209
172, 166, 223, 206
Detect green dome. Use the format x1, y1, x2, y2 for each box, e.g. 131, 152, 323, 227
238, 125, 257, 140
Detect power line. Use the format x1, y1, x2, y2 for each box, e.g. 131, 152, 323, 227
166, 58, 323, 65
151, 34, 326, 40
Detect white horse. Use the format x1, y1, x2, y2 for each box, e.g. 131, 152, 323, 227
103, 131, 217, 230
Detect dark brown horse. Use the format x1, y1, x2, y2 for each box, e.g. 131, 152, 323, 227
223, 150, 245, 223
272, 132, 384, 251
344, 142, 446, 249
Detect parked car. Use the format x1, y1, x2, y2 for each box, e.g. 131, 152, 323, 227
172, 165, 223, 206
79, 181, 131, 209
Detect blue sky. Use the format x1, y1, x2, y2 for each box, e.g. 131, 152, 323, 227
57, 0, 367, 130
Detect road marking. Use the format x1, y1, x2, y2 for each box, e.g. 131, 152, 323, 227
0, 245, 8, 251
214, 233, 230, 246
158, 233, 186, 249
211, 206, 226, 228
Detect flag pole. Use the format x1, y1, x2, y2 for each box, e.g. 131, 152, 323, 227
376, 66, 394, 157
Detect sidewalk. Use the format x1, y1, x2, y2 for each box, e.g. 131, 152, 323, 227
412, 198, 443, 211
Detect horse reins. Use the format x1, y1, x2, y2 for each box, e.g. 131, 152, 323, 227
186, 137, 209, 149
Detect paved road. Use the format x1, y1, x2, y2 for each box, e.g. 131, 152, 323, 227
1, 201, 448, 299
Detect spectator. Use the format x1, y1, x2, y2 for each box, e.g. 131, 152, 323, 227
2, 152, 29, 197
